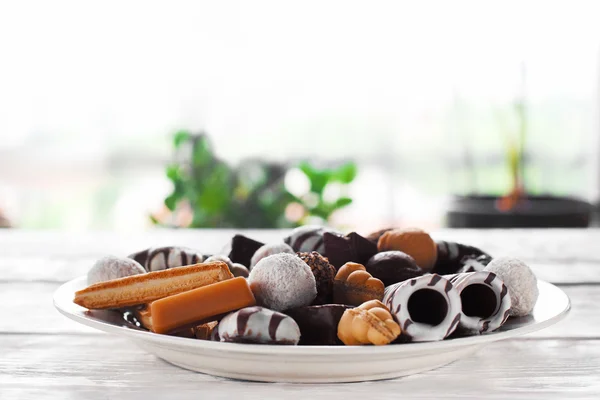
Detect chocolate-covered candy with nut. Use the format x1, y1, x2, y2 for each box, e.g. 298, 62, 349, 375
433, 241, 491, 275
128, 246, 204, 272
333, 262, 384, 306
286, 304, 353, 345
218, 306, 300, 345
297, 252, 336, 305
365, 251, 425, 287
323, 232, 378, 269
337, 300, 401, 345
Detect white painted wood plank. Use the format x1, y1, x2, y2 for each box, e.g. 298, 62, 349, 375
0, 282, 595, 338
1, 229, 598, 284
1, 336, 599, 399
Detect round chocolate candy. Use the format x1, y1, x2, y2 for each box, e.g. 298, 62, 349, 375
365, 251, 425, 287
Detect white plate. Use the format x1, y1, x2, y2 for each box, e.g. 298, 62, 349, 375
54, 277, 570, 383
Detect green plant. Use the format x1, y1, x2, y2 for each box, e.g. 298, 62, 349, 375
152, 131, 356, 228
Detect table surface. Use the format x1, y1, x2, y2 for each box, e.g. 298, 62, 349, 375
1, 228, 599, 399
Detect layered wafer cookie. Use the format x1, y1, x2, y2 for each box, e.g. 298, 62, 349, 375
74, 262, 233, 309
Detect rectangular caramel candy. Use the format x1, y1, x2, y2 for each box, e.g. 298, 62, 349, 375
149, 276, 256, 334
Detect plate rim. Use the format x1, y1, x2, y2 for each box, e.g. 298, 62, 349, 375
54, 276, 570, 356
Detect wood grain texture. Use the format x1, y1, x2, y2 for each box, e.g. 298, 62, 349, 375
1, 229, 599, 398
1, 229, 599, 284
1, 336, 599, 399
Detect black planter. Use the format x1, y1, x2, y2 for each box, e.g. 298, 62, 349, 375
446, 195, 594, 228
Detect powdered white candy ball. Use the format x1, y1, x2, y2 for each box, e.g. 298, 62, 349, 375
250, 242, 295, 269
87, 256, 146, 285
248, 253, 317, 311
485, 257, 539, 317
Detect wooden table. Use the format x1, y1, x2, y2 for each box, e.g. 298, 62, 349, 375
1, 229, 599, 399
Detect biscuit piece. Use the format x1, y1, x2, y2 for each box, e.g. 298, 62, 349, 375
74, 262, 233, 309
337, 300, 400, 345
333, 262, 384, 306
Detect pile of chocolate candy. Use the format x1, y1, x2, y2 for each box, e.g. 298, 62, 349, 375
74, 226, 539, 346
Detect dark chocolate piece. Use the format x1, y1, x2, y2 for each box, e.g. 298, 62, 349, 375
432, 241, 491, 275
286, 304, 353, 345
297, 252, 336, 305
323, 231, 378, 269
227, 234, 264, 268
365, 251, 424, 287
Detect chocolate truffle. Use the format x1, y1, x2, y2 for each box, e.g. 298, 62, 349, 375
485, 257, 538, 317
250, 242, 295, 269
248, 253, 317, 311
377, 228, 437, 271
366, 251, 424, 286
286, 304, 353, 345
128, 247, 204, 272
87, 255, 146, 285
433, 240, 491, 275
226, 234, 265, 268
323, 231, 378, 269
297, 251, 336, 305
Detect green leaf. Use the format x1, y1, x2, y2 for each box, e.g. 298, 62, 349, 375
192, 136, 213, 166
164, 193, 180, 211
333, 162, 357, 183
173, 130, 191, 148
165, 164, 181, 182
334, 197, 353, 209
149, 215, 160, 225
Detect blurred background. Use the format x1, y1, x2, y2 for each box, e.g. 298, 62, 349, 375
0, 0, 599, 232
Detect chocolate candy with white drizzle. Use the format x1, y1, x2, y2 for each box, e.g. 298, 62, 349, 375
218, 306, 300, 345
383, 274, 462, 342
443, 271, 512, 334
284, 225, 340, 256
433, 241, 491, 275
128, 246, 204, 272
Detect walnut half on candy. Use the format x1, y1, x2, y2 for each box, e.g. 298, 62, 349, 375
338, 300, 401, 345
333, 262, 384, 306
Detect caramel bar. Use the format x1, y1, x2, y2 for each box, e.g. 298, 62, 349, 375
149, 276, 256, 334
